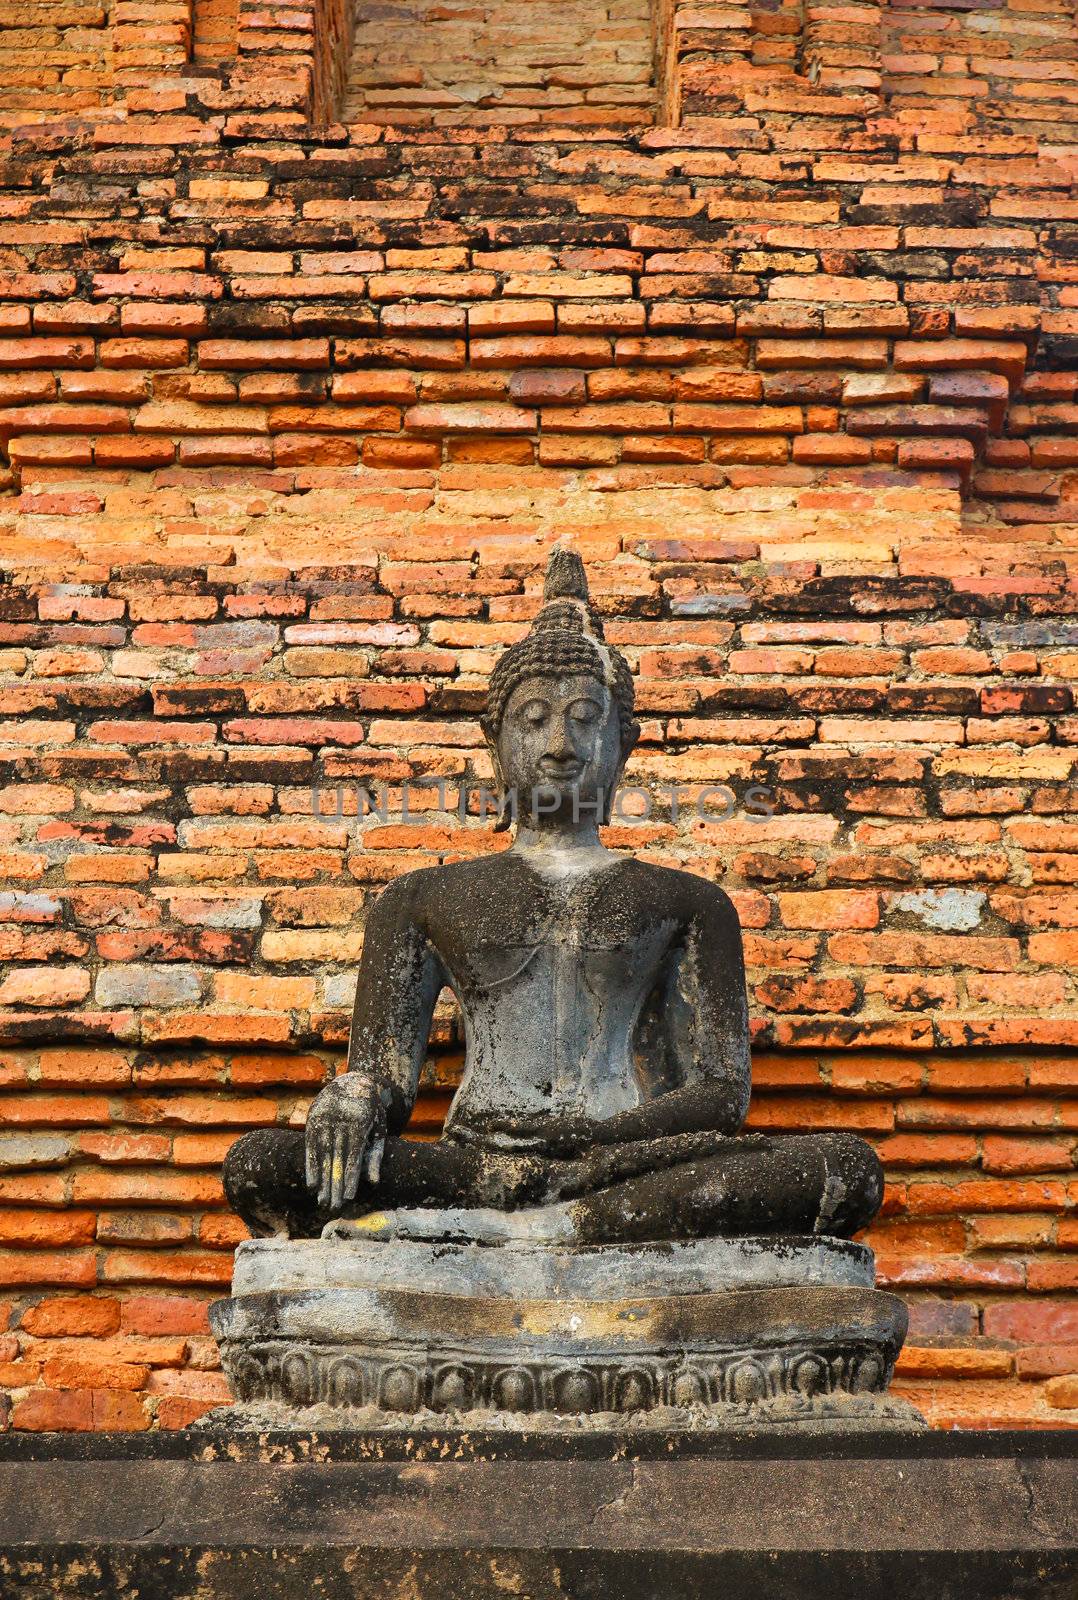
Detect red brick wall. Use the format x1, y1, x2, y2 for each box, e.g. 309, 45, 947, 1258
0, 0, 1075, 1433
883, 0, 1078, 119
193, 0, 239, 64
342, 0, 658, 127
0, 0, 117, 126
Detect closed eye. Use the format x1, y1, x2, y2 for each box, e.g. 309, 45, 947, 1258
568, 699, 601, 723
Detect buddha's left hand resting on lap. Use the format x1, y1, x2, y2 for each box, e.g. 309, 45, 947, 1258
224, 549, 882, 1248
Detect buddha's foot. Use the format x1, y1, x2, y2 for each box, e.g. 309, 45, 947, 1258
321, 1201, 576, 1246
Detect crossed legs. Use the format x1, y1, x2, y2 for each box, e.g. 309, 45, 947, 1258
223, 1126, 883, 1244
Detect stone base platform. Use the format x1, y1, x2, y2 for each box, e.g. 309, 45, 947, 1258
0, 1429, 1074, 1598
210, 1235, 921, 1430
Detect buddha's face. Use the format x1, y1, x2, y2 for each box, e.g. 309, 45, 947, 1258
497, 672, 625, 827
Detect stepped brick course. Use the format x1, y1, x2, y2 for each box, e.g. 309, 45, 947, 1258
0, 0, 1074, 1432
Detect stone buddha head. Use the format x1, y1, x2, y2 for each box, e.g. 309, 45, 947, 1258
481, 548, 641, 830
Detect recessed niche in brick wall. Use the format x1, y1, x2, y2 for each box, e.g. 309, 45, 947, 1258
883, 0, 1078, 127
342, 0, 658, 126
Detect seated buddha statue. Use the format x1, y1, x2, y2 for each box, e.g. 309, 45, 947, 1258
223, 548, 883, 1251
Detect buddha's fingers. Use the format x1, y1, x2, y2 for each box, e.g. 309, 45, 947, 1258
305, 1125, 324, 1195
316, 1127, 335, 1209
342, 1131, 365, 1201
328, 1125, 348, 1211
364, 1136, 384, 1187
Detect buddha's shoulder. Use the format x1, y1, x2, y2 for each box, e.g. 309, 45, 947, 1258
370, 853, 511, 910
613, 856, 740, 924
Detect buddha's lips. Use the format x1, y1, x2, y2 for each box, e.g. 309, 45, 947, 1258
536, 760, 585, 781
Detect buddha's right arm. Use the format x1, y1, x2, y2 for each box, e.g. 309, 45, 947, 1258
343, 872, 445, 1134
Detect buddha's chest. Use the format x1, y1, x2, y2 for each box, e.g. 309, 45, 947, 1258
450, 925, 671, 1003
430, 863, 671, 979
439, 921, 677, 1111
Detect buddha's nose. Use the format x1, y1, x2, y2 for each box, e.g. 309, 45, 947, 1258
545, 715, 575, 761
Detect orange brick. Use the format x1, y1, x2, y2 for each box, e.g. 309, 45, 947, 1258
72, 1170, 223, 1207
895, 1347, 1013, 1380
0, 1250, 96, 1287
982, 1137, 1077, 1175
12, 1388, 95, 1431
776, 892, 879, 930
43, 1356, 149, 1390
99, 1250, 233, 1286
1027, 1260, 1078, 1293
157, 1395, 218, 1428
0, 1210, 96, 1247
120, 1294, 212, 1336
830, 1058, 924, 1094
20, 1296, 121, 1337
907, 1179, 1068, 1214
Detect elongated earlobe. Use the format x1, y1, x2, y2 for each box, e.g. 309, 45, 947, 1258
602, 727, 641, 825
482, 717, 511, 833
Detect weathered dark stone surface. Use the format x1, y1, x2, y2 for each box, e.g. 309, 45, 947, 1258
0, 1431, 1073, 1599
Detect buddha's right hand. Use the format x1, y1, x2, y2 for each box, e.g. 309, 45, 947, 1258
305, 1074, 386, 1212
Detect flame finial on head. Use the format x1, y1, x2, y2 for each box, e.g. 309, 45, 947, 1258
543, 545, 589, 605
526, 545, 608, 647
